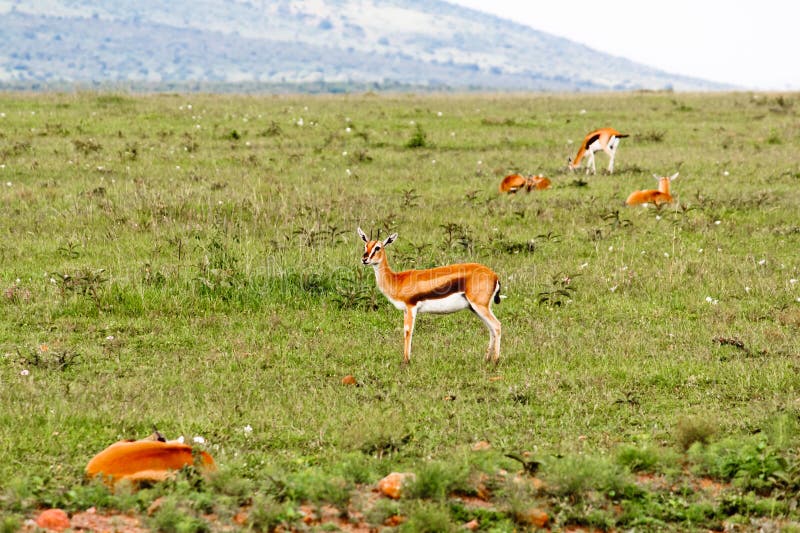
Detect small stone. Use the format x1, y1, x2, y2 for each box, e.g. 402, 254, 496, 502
377, 472, 415, 499
341, 375, 357, 385
520, 508, 549, 528
471, 440, 491, 451
384, 515, 405, 527
147, 497, 165, 516
464, 518, 480, 530
35, 509, 70, 531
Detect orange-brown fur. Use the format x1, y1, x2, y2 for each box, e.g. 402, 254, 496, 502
499, 173, 551, 193
358, 228, 501, 364
86, 438, 216, 486
625, 173, 678, 206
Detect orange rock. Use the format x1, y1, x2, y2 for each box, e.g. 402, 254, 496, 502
86, 439, 216, 486
471, 440, 491, 451
233, 511, 249, 525
384, 515, 405, 527
488, 376, 503, 382
464, 518, 480, 530
520, 508, 549, 528
377, 472, 415, 499
35, 508, 70, 531
341, 375, 357, 385
147, 497, 165, 516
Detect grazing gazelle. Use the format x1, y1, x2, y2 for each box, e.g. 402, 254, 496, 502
358, 228, 502, 364
625, 172, 679, 206
499, 173, 551, 194
568, 127, 629, 174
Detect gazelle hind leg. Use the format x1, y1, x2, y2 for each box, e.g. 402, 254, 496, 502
472, 303, 501, 363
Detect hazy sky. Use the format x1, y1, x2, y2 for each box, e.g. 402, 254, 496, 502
448, 0, 799, 90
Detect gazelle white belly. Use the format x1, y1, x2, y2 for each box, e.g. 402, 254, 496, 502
416, 292, 470, 314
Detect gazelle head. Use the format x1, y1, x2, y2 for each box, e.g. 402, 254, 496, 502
358, 227, 397, 266
654, 172, 679, 191
654, 172, 679, 182
567, 156, 576, 171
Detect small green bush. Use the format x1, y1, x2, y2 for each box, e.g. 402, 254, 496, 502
400, 501, 455, 532
405, 124, 428, 148
675, 416, 717, 450
688, 435, 787, 492
406, 461, 469, 501
543, 455, 629, 499
616, 444, 661, 473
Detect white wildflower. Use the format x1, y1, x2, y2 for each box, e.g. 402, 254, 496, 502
193, 436, 205, 444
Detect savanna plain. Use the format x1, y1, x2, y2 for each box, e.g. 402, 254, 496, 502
1, 91, 799, 531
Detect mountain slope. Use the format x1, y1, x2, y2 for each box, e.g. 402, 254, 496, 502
0, 0, 727, 91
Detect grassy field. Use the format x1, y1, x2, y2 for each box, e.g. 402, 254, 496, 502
1, 90, 799, 531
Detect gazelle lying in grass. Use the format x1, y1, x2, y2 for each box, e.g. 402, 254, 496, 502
625, 172, 679, 206
358, 227, 502, 364
568, 127, 628, 174
499, 173, 551, 193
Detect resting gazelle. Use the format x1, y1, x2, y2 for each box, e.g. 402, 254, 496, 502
499, 173, 551, 193
625, 172, 678, 206
358, 228, 502, 364
568, 127, 628, 174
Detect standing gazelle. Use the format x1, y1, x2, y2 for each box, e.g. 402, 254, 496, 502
568, 127, 628, 174
625, 172, 679, 206
358, 228, 502, 364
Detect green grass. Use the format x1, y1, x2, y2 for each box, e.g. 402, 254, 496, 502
1, 90, 799, 529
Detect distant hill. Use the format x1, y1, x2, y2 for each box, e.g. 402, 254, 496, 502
0, 0, 729, 92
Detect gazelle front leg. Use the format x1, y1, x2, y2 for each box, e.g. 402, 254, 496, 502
603, 141, 617, 173
586, 150, 596, 175
402, 305, 417, 365
473, 304, 502, 364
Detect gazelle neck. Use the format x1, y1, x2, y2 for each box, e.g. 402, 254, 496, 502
658, 179, 671, 194
371, 253, 397, 289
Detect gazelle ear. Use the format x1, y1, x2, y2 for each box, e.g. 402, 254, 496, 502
670, 172, 679, 180
383, 233, 398, 247
357, 227, 368, 243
